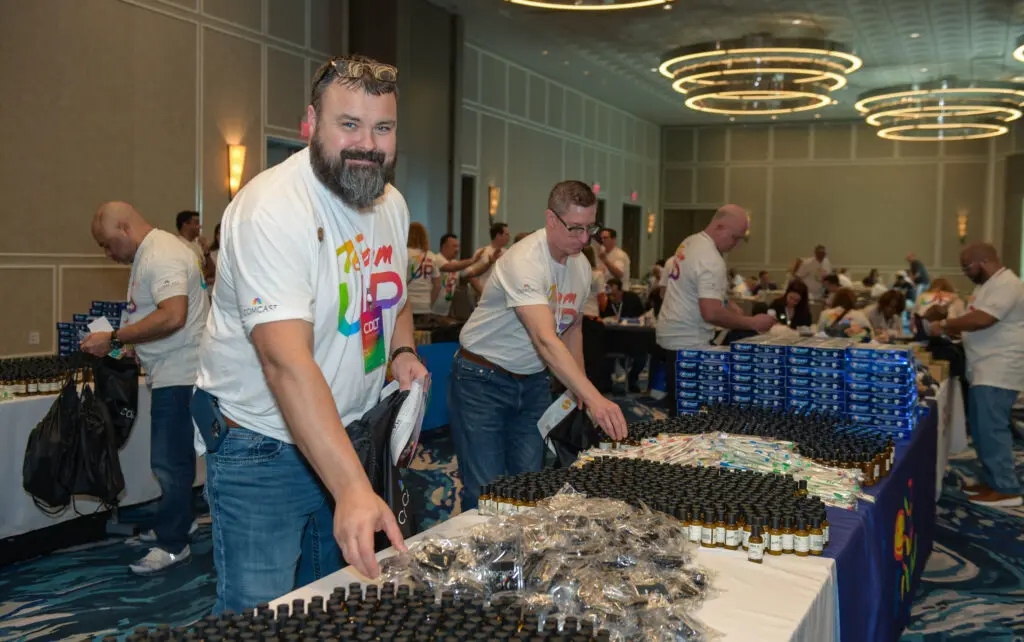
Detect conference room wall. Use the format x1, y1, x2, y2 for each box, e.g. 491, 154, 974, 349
0, 0, 345, 358
662, 123, 1007, 292
460, 44, 662, 273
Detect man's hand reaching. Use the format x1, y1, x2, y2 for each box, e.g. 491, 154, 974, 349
333, 482, 408, 579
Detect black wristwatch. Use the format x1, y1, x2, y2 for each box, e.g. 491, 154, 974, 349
390, 346, 419, 363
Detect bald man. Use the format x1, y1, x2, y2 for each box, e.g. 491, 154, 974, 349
82, 202, 209, 572
930, 243, 1024, 507
796, 244, 833, 300
656, 205, 776, 415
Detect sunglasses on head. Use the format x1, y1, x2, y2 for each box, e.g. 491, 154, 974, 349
315, 58, 399, 87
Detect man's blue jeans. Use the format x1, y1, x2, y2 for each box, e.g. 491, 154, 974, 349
150, 385, 196, 552
447, 353, 550, 511
205, 427, 341, 614
968, 385, 1021, 495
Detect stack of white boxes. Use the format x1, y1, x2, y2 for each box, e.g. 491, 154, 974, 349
730, 335, 799, 410
844, 344, 918, 438
785, 337, 852, 416
57, 300, 125, 357
675, 346, 731, 415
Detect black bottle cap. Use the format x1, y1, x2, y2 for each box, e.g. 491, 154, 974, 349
784, 515, 794, 529
771, 515, 781, 529
750, 524, 762, 538
727, 511, 737, 527
811, 516, 822, 529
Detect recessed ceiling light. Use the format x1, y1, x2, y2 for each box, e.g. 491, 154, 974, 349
583, 70, 590, 75
814, 114, 821, 119
920, 67, 928, 73
663, 3, 672, 9
770, 115, 777, 120
542, 50, 549, 55
832, 99, 839, 105
650, 67, 658, 72
564, 60, 570, 65
729, 116, 736, 121
792, 19, 802, 25
909, 32, 920, 39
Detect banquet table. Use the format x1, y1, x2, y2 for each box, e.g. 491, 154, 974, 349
934, 377, 968, 500
0, 382, 205, 540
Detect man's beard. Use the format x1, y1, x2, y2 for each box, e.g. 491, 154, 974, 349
310, 135, 395, 209
968, 270, 988, 285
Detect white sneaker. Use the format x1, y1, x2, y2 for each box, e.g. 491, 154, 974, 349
139, 520, 199, 543
129, 546, 191, 575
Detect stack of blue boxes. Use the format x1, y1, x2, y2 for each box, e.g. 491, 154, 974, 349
845, 343, 918, 436
56, 300, 126, 357
675, 346, 731, 415
785, 337, 853, 416
729, 335, 799, 410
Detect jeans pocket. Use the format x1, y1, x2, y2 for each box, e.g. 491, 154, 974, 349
213, 429, 285, 467
454, 359, 494, 384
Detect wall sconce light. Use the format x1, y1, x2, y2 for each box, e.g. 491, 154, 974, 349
745, 211, 752, 239
228, 144, 247, 199
957, 209, 968, 244
647, 212, 656, 236
488, 185, 501, 218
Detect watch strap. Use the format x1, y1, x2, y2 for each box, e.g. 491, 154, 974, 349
390, 346, 419, 363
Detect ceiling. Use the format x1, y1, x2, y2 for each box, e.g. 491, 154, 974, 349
428, 0, 1024, 125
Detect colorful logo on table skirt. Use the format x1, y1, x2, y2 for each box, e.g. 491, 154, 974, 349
893, 477, 918, 617
547, 285, 579, 334
241, 296, 278, 318
336, 233, 404, 337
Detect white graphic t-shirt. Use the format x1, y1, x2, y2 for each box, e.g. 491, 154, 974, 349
600, 246, 631, 290
196, 148, 409, 443
962, 267, 1024, 391
432, 254, 457, 316
460, 229, 590, 375
407, 247, 436, 315
125, 229, 209, 388
656, 232, 728, 349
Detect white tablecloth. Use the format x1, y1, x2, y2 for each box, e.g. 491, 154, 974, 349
935, 377, 969, 501
275, 511, 838, 642
0, 383, 205, 539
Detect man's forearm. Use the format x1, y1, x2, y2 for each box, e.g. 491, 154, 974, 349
602, 255, 624, 280
117, 308, 183, 344
565, 322, 584, 374
945, 310, 996, 334
703, 305, 754, 331
391, 302, 416, 352
535, 331, 601, 405
440, 257, 478, 272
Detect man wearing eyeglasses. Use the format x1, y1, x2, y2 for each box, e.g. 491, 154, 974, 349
193, 55, 419, 613
656, 205, 777, 414
929, 242, 1024, 508
450, 181, 628, 510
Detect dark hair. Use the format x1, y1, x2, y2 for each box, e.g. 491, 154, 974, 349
210, 223, 221, 252
656, 260, 665, 267
547, 180, 597, 215
777, 280, 810, 320
607, 278, 624, 291
758, 270, 769, 278
439, 233, 457, 250
176, 210, 198, 232
601, 228, 617, 239
310, 54, 398, 115
878, 290, 906, 317
832, 287, 858, 311
489, 222, 508, 240
824, 274, 840, 287
862, 268, 879, 287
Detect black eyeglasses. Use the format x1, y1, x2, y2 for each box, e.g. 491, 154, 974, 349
315, 58, 399, 87
552, 210, 601, 237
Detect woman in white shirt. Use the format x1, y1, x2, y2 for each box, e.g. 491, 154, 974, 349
406, 222, 438, 317
818, 288, 874, 341
912, 278, 966, 338
864, 289, 906, 341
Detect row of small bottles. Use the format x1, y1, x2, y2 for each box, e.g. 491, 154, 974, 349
0, 356, 88, 400
806, 439, 895, 487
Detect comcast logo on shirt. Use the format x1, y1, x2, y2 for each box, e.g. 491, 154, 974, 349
242, 297, 278, 318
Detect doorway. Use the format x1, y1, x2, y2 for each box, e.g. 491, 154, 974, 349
621, 204, 642, 279
661, 208, 716, 259
266, 137, 306, 169
460, 175, 475, 259
596, 199, 606, 229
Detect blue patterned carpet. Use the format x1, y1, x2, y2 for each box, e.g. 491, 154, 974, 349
1, 391, 1021, 641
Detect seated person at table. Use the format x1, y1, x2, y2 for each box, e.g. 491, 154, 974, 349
768, 280, 812, 329
818, 288, 873, 341
600, 278, 647, 393
837, 268, 855, 289
823, 274, 841, 306
750, 270, 778, 296
864, 290, 906, 341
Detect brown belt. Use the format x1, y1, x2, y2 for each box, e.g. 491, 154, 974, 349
225, 417, 242, 428
458, 348, 529, 380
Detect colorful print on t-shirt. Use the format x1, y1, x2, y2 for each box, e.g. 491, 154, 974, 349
336, 232, 404, 338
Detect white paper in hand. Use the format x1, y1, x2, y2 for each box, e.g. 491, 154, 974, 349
537, 392, 577, 453
87, 316, 115, 333
389, 376, 429, 468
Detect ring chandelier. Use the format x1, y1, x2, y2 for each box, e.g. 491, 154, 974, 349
1014, 35, 1024, 63
503, 0, 674, 10
659, 33, 862, 115
855, 78, 1024, 141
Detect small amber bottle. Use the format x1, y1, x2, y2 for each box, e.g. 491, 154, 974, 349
724, 512, 741, 551
796, 479, 808, 497
860, 453, 875, 486
688, 507, 702, 544
794, 516, 810, 557
479, 485, 492, 514
714, 508, 727, 548
820, 509, 831, 548
888, 437, 896, 470
701, 509, 715, 548
873, 452, 883, 481
781, 515, 795, 554
742, 515, 753, 550
747, 524, 765, 564
767, 515, 783, 556
809, 517, 825, 556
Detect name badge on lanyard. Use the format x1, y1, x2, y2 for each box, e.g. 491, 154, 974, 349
361, 306, 385, 373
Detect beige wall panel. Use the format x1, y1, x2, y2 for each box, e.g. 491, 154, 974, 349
461, 107, 478, 167
943, 139, 988, 158
202, 29, 262, 229
507, 67, 527, 118
992, 158, 1006, 250
697, 129, 727, 162
308, 0, 344, 55
696, 167, 725, 204
164, 0, 198, 9
268, 0, 305, 45
0, 268, 54, 356
61, 268, 130, 332
995, 130, 1012, 157
463, 46, 480, 103
626, 159, 643, 203
646, 166, 658, 219
663, 168, 694, 204
584, 101, 598, 142
564, 91, 582, 136
773, 126, 811, 160
647, 124, 660, 162
204, 0, 262, 30
772, 164, 937, 267
1013, 124, 1024, 153
897, 141, 939, 158
583, 146, 597, 185
730, 127, 770, 162
528, 76, 546, 124
596, 152, 609, 195
477, 115, 505, 246
506, 124, 562, 232
610, 111, 623, 150
855, 125, 895, 159
624, 118, 636, 155
548, 85, 565, 130
564, 141, 583, 179
725, 167, 767, 265
0, 0, 195, 253
480, 54, 507, 112
267, 48, 307, 130
941, 163, 987, 267
664, 128, 694, 163
813, 124, 852, 159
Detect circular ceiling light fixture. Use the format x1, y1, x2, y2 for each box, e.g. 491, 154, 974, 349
504, 0, 674, 10
855, 78, 1024, 141
659, 33, 861, 115
1014, 35, 1024, 62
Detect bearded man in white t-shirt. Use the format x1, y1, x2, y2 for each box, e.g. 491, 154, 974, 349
450, 181, 628, 511
193, 55, 424, 614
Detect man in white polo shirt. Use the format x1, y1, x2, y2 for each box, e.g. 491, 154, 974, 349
656, 205, 776, 414
450, 181, 628, 510
931, 242, 1024, 507
796, 244, 832, 300
596, 227, 631, 289
82, 201, 208, 574
193, 55, 421, 613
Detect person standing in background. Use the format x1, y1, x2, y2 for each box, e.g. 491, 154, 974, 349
796, 244, 832, 300
930, 243, 1024, 507
431, 233, 498, 317
205, 223, 221, 291
468, 222, 511, 296
175, 210, 209, 274
82, 202, 209, 575
595, 227, 631, 290
406, 222, 437, 319
906, 252, 930, 294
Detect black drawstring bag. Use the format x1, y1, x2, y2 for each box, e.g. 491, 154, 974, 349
88, 355, 139, 450
546, 408, 603, 469
22, 375, 81, 513
70, 383, 126, 507
344, 390, 418, 552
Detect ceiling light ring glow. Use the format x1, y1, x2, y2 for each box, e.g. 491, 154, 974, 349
877, 121, 1008, 142
1014, 35, 1024, 63
684, 82, 832, 115
659, 36, 862, 78
854, 79, 1024, 113
504, 0, 674, 10
671, 67, 847, 94
863, 101, 1022, 126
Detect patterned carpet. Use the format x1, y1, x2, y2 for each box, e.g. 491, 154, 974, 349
1, 391, 1022, 641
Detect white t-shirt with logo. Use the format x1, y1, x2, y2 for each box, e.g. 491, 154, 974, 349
432, 254, 458, 316
470, 245, 501, 288
196, 148, 409, 443
600, 247, 631, 290
583, 269, 605, 317
407, 247, 436, 315
177, 234, 206, 268
796, 257, 833, 298
657, 232, 727, 350
125, 229, 209, 388
460, 229, 590, 375
961, 267, 1024, 391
